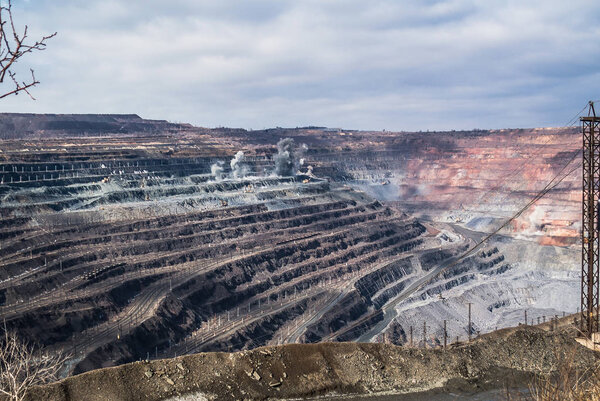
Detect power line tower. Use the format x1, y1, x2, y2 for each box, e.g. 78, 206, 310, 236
581, 101, 600, 337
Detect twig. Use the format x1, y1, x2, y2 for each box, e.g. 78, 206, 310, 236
0, 0, 55, 99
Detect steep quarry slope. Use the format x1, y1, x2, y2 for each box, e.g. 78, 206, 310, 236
0, 114, 582, 377
0, 120, 460, 375
307, 128, 580, 246
204, 125, 580, 244
214, 125, 582, 345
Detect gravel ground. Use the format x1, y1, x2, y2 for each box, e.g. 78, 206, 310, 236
25, 324, 598, 401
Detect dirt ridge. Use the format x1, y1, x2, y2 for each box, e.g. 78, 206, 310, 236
25, 325, 599, 401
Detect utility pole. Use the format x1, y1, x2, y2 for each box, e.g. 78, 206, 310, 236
581, 101, 600, 338
468, 302, 472, 342
443, 320, 447, 349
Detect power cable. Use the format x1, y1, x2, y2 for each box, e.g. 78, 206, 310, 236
449, 103, 586, 241
475, 104, 585, 210
327, 104, 588, 341
565, 103, 591, 128
329, 156, 580, 341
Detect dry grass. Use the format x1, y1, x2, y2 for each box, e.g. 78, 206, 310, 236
506, 350, 600, 401
527, 362, 600, 401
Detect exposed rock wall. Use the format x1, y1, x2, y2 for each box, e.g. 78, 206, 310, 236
0, 114, 583, 377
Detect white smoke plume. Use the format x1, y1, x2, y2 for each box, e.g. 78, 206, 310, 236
274, 138, 307, 176
526, 205, 546, 235
230, 151, 248, 179
211, 161, 225, 181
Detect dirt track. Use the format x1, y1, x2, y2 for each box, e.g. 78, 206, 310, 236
25, 325, 599, 401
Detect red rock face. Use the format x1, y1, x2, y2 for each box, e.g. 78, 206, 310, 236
301, 126, 581, 246
387, 128, 581, 246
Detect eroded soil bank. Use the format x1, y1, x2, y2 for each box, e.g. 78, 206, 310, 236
26, 326, 598, 401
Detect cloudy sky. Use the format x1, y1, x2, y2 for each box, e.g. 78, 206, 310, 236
2, 0, 599, 131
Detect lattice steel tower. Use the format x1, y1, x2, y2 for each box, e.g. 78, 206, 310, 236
581, 101, 600, 336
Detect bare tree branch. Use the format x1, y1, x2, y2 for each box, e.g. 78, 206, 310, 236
0, 0, 56, 100
0, 331, 69, 401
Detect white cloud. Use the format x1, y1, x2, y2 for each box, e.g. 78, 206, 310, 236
2, 0, 599, 131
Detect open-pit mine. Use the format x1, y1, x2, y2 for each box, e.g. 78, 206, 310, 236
0, 113, 581, 377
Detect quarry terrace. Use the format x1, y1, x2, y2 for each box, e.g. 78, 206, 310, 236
0, 113, 581, 376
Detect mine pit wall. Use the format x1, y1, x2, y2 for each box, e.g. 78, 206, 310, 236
172, 216, 421, 313
303, 291, 371, 343
0, 175, 308, 220
1, 120, 584, 379
0, 159, 213, 187
1, 197, 364, 282
302, 251, 425, 344
0, 182, 340, 280
3, 186, 435, 373
74, 292, 321, 374
9, 304, 108, 347
192, 224, 415, 352
73, 295, 201, 374
378, 246, 514, 347
3, 273, 168, 347
306, 128, 581, 246
0, 153, 284, 207
421, 250, 510, 298
354, 258, 415, 300
335, 310, 384, 342
200, 296, 319, 353
4, 212, 428, 352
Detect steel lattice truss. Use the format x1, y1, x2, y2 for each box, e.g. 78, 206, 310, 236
581, 106, 600, 336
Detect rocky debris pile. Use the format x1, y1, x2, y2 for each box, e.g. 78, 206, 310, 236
25, 325, 599, 401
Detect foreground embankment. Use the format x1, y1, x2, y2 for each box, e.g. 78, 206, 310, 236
26, 325, 598, 401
